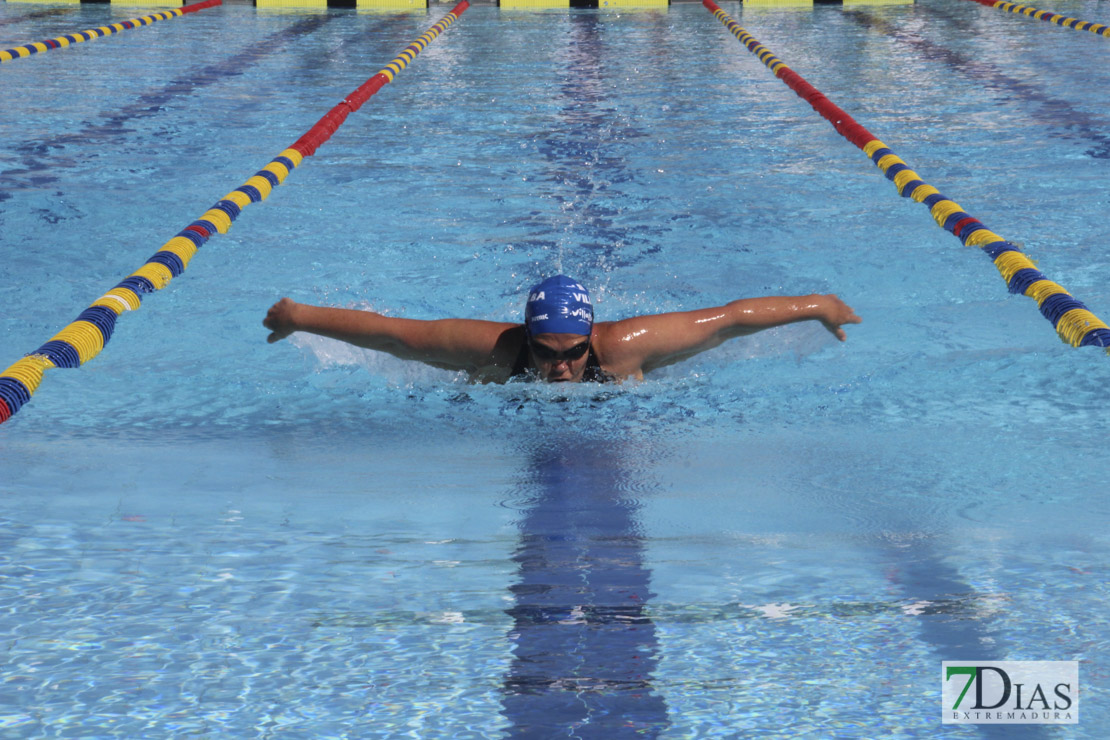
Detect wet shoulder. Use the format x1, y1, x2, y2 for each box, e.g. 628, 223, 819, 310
589, 322, 643, 379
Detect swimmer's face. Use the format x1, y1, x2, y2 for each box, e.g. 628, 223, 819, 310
528, 332, 592, 382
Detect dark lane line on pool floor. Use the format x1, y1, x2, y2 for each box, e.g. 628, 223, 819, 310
0, 7, 78, 28
511, 12, 664, 272
497, 17, 668, 733
844, 8, 1110, 159
501, 438, 668, 739
877, 540, 1055, 740
810, 453, 1055, 737
0, 14, 338, 204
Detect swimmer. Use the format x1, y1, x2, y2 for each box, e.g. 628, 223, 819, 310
263, 275, 861, 383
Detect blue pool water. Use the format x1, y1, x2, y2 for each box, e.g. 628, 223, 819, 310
2, 1, 1109, 736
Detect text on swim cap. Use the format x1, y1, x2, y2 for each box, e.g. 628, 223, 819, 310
527, 290, 591, 306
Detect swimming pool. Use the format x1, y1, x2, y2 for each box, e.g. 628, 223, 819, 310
2, 0, 1108, 735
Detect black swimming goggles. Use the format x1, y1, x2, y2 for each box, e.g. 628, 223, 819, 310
528, 337, 591, 362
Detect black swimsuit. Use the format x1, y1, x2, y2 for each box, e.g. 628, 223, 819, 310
509, 338, 615, 383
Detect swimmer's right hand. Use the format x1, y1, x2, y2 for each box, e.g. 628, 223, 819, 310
263, 297, 300, 343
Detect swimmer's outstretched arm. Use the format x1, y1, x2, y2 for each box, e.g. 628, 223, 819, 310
263, 298, 519, 372
599, 294, 861, 374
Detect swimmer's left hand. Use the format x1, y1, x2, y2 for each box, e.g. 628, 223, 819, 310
818, 294, 862, 341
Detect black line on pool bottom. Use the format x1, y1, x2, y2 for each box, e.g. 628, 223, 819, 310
501, 441, 668, 739
0, 7, 79, 27
0, 14, 335, 203
845, 8, 1110, 159
516, 12, 667, 273
873, 539, 1057, 740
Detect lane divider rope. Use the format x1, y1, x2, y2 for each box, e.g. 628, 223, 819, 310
0, 1, 471, 425
963, 0, 1110, 38
0, 0, 222, 65
702, 0, 1110, 352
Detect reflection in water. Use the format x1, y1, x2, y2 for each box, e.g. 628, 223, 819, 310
501, 435, 667, 738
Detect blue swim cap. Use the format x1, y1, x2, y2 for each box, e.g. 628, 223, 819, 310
524, 275, 593, 336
